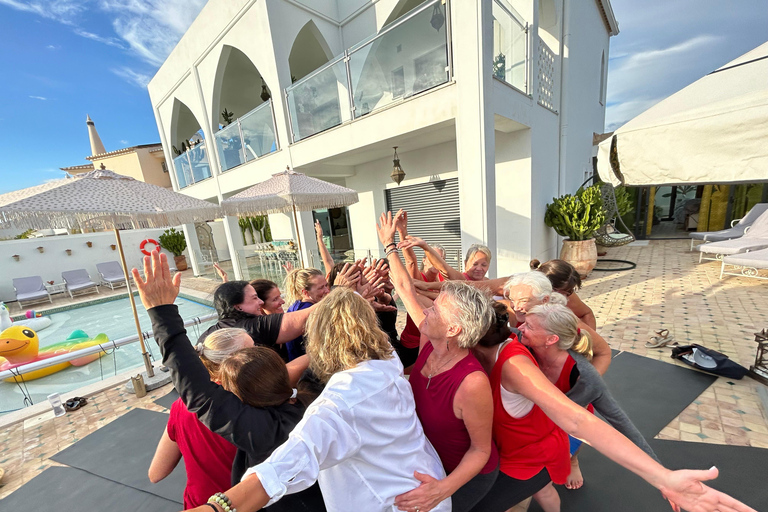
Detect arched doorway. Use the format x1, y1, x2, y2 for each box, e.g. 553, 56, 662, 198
212, 46, 276, 171
170, 99, 210, 188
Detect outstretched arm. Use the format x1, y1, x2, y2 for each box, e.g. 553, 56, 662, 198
503, 355, 757, 512
569, 292, 597, 330
148, 428, 181, 484
580, 322, 611, 375
276, 306, 315, 344
314, 220, 335, 279
396, 211, 422, 280
399, 235, 465, 281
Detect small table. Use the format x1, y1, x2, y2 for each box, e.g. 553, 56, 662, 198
45, 282, 67, 295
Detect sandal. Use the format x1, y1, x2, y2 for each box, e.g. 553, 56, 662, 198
645, 329, 676, 348
64, 397, 88, 411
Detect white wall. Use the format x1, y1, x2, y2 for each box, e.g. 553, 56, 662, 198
0, 229, 180, 303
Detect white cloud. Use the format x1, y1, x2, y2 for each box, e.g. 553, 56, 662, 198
111, 67, 151, 88
46, 44, 58, 50
29, 95, 47, 100
119, 139, 129, 145
1, 0, 205, 66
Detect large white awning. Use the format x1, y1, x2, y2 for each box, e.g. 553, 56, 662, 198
597, 42, 768, 187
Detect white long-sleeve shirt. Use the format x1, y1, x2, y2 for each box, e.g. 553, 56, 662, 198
243, 357, 451, 512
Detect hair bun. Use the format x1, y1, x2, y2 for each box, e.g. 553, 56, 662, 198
194, 343, 205, 355
529, 259, 541, 270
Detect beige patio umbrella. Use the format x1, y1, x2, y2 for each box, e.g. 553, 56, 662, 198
0, 169, 222, 377
221, 168, 359, 267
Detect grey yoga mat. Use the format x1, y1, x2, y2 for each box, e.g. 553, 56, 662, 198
154, 388, 180, 409
0, 466, 182, 512
50, 407, 185, 503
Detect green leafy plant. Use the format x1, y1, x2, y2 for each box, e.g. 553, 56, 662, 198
14, 229, 35, 239
545, 184, 606, 241
158, 227, 187, 257
614, 185, 633, 218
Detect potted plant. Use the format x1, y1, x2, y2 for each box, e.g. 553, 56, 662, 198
158, 227, 188, 271
544, 184, 605, 277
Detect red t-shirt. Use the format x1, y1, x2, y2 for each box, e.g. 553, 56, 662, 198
400, 272, 433, 349
167, 398, 237, 508
409, 342, 499, 474
490, 338, 570, 483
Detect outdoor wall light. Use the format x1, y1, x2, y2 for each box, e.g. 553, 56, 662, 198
260, 78, 271, 102
391, 147, 406, 186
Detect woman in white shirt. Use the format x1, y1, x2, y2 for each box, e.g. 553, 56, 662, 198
136, 251, 449, 512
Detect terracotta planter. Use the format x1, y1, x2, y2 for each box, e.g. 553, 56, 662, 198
559, 238, 597, 278
174, 255, 188, 272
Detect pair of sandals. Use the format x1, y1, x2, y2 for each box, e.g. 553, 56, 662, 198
645, 329, 677, 348
64, 396, 88, 412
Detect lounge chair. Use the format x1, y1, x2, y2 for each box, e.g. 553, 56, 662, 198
690, 203, 768, 250
697, 210, 768, 262
12, 276, 53, 310
96, 261, 127, 290
62, 269, 100, 299
720, 247, 768, 281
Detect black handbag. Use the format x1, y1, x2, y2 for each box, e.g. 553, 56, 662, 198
671, 344, 748, 379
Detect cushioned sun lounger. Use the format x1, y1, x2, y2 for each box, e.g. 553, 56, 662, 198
697, 210, 768, 262
62, 269, 100, 299
690, 203, 768, 250
12, 276, 53, 310
720, 247, 768, 281
96, 261, 127, 290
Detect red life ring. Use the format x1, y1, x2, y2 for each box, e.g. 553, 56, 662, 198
140, 239, 160, 256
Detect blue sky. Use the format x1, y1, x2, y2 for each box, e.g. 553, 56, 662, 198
0, 0, 766, 195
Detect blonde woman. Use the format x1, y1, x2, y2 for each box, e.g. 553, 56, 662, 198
283, 268, 330, 360
149, 328, 248, 509
400, 234, 492, 282
181, 285, 449, 512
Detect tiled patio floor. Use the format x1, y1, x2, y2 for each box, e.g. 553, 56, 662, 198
1, 239, 767, 499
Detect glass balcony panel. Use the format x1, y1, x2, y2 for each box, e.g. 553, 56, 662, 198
187, 142, 212, 184
492, 0, 527, 92
173, 153, 192, 189
349, 0, 449, 118
286, 58, 350, 141
214, 122, 246, 172
240, 100, 278, 161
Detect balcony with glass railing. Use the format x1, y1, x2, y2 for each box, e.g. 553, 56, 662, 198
285, 0, 450, 142
492, 0, 529, 94
213, 100, 278, 173
173, 141, 212, 189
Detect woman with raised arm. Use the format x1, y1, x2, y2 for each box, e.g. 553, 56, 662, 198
379, 211, 500, 512
400, 234, 492, 282
314, 219, 335, 280
531, 259, 597, 330
134, 252, 325, 512
283, 268, 330, 360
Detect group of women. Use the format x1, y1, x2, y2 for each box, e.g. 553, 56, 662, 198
133, 210, 755, 512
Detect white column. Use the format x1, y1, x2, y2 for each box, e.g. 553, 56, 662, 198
223, 216, 245, 280
294, 210, 316, 269
182, 224, 202, 276
451, 0, 497, 277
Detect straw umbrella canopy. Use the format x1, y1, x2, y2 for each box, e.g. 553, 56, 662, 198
221, 169, 359, 266
0, 169, 222, 376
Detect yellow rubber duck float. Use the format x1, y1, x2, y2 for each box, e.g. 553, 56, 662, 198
0, 325, 109, 383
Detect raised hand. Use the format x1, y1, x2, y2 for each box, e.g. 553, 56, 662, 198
376, 211, 399, 246
398, 235, 427, 251
314, 219, 323, 238
333, 263, 361, 289
132, 250, 181, 310
395, 209, 408, 235
212, 262, 228, 283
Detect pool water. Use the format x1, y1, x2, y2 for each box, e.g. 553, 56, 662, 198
0, 296, 215, 415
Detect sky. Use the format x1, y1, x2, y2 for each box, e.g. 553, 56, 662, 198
0, 0, 766, 195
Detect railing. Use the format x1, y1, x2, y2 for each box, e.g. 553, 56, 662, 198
173, 141, 212, 189
492, 0, 528, 93
285, 0, 450, 142
537, 37, 557, 112
214, 100, 278, 173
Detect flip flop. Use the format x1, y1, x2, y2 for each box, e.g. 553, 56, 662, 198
64, 397, 88, 411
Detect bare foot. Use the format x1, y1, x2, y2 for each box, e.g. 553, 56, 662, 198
565, 454, 584, 489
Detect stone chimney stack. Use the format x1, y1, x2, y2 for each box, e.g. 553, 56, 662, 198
86, 114, 107, 156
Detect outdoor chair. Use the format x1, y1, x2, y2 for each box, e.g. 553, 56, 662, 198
720, 247, 768, 281
697, 210, 768, 262
96, 261, 127, 290
594, 182, 635, 248
690, 203, 768, 250
12, 276, 53, 310
62, 269, 100, 299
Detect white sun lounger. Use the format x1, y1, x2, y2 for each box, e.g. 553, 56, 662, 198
12, 276, 53, 310
697, 210, 768, 262
62, 269, 101, 299
690, 203, 768, 250
721, 247, 768, 281
96, 261, 128, 290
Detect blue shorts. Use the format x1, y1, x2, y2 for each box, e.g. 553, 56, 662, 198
569, 435, 583, 455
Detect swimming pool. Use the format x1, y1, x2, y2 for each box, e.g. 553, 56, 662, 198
0, 295, 215, 415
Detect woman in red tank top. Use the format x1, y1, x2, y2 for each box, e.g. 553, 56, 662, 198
379, 212, 499, 512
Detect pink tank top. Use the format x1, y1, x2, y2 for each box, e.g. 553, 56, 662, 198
410, 342, 499, 474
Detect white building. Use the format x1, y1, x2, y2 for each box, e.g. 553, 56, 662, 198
148, 0, 618, 279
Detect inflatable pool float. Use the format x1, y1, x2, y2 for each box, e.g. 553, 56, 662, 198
0, 302, 52, 332
0, 326, 109, 383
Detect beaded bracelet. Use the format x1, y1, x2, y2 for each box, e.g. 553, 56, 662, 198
208, 492, 237, 512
